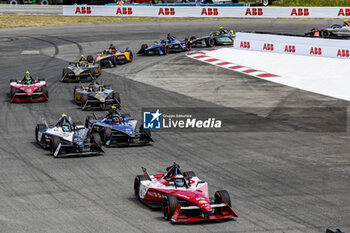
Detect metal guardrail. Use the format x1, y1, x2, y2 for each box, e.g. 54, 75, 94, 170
0, 5, 62, 15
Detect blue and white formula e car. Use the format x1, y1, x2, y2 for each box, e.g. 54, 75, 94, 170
137, 34, 191, 56
85, 108, 153, 146
35, 114, 104, 157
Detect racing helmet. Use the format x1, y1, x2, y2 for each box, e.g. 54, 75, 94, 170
81, 54, 84, 58
62, 123, 70, 132
220, 26, 224, 29
174, 174, 185, 187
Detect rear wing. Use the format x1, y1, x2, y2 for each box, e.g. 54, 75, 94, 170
141, 167, 152, 181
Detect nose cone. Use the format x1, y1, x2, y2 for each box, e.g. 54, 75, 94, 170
198, 199, 212, 213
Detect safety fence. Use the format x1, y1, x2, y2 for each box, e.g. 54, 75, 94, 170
234, 32, 350, 59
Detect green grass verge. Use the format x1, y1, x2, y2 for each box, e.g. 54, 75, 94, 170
0, 15, 203, 29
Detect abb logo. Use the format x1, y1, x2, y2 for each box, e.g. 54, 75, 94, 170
240, 41, 250, 49
337, 49, 350, 57
201, 8, 218, 16
245, 8, 263, 16
310, 47, 322, 55
291, 8, 309, 16
338, 8, 350, 16
158, 8, 175, 15
75, 7, 91, 15
284, 45, 296, 53
116, 7, 132, 15
263, 43, 274, 51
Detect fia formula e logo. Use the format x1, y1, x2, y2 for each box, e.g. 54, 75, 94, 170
143, 109, 162, 129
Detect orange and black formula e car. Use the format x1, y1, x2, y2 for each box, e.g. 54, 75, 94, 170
95, 44, 133, 68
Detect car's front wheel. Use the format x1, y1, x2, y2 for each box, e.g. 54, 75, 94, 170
50, 136, 61, 157
162, 194, 178, 220
134, 175, 145, 199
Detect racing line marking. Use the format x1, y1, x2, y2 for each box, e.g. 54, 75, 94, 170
187, 50, 280, 78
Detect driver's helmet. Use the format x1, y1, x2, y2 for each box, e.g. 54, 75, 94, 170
174, 175, 185, 187
89, 83, 99, 92
167, 34, 175, 41
62, 123, 70, 132
24, 71, 33, 84
344, 19, 350, 26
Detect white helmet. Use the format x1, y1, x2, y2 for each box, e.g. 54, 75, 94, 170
174, 174, 185, 187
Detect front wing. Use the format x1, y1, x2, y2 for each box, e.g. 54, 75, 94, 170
171, 202, 238, 223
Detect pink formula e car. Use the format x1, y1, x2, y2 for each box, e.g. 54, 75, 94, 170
10, 72, 48, 103
134, 162, 238, 223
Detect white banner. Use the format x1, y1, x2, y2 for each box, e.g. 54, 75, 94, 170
234, 32, 350, 59
63, 5, 350, 18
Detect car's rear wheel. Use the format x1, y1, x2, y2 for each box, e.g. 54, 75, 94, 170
190, 36, 196, 40
90, 133, 102, 152
35, 124, 46, 144
50, 136, 60, 157
205, 37, 215, 47
162, 194, 178, 220
183, 171, 196, 178
85, 115, 96, 128
261, 0, 270, 6
113, 92, 121, 107
87, 55, 94, 63
134, 175, 145, 199
81, 94, 88, 110
214, 190, 231, 207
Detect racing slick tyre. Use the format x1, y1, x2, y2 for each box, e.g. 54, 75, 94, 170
320, 30, 331, 38
261, 0, 270, 6
162, 194, 178, 220
205, 37, 215, 47
7, 0, 20, 4
35, 124, 46, 144
185, 41, 191, 51
87, 55, 94, 63
139, 125, 151, 142
73, 85, 80, 101
134, 175, 146, 199
331, 24, 342, 28
39, 0, 52, 5
38, 78, 45, 82
85, 115, 96, 128
50, 136, 60, 157
214, 190, 231, 207
42, 86, 48, 99
161, 45, 169, 55
140, 44, 148, 55
183, 171, 196, 178
81, 94, 88, 110
111, 56, 118, 67
102, 127, 112, 145
10, 87, 15, 100
190, 36, 196, 40
104, 84, 111, 89
90, 133, 102, 152
113, 92, 121, 107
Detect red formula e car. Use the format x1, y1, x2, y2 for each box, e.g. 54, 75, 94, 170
134, 163, 238, 223
10, 72, 48, 103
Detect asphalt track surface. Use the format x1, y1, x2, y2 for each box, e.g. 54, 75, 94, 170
0, 19, 350, 233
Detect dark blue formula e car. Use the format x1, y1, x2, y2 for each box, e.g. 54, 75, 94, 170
85, 107, 153, 146
137, 34, 191, 56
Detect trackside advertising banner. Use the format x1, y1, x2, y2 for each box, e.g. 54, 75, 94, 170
63, 6, 350, 18
234, 32, 350, 59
